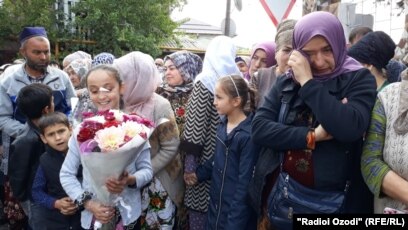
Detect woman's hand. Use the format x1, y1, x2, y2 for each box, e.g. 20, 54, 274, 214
106, 171, 136, 194
84, 200, 115, 224
288, 50, 313, 86
184, 172, 198, 186
315, 124, 333, 142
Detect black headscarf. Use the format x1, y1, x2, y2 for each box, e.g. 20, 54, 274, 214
348, 31, 396, 70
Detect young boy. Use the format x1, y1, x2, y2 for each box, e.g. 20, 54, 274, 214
8, 83, 54, 227
31, 112, 82, 229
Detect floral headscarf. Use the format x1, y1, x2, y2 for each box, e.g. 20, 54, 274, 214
293, 11, 362, 81
114, 51, 161, 120
92, 52, 115, 67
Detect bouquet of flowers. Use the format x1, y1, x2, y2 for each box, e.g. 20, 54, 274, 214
76, 110, 154, 229
384, 207, 408, 214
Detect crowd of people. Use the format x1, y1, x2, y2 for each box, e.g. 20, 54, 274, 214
0, 10, 407, 230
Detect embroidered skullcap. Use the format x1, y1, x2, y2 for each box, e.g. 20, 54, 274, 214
19, 27, 47, 44
235, 56, 244, 63
92, 52, 115, 67
348, 31, 396, 70
164, 51, 203, 82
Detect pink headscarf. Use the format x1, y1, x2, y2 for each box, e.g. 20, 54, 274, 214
113, 51, 161, 120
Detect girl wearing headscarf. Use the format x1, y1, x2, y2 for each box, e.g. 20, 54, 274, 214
244, 41, 277, 81
179, 36, 241, 230
251, 19, 297, 108
348, 31, 396, 91
250, 11, 377, 229
361, 67, 408, 213
114, 51, 182, 229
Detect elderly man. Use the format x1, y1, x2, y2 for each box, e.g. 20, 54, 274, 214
0, 26, 75, 229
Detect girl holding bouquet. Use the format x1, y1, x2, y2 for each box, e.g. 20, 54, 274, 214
114, 52, 182, 229
60, 64, 153, 229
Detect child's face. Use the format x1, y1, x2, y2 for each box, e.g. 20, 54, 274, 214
213, 82, 239, 116
40, 123, 72, 153
87, 69, 123, 111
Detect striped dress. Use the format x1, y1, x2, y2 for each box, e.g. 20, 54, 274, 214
180, 81, 219, 212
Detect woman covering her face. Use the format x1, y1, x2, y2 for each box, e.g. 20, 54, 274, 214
249, 11, 377, 229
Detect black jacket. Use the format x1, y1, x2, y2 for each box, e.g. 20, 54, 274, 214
250, 69, 377, 215
9, 120, 45, 201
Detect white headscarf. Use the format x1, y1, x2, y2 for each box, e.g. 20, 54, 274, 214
195, 36, 241, 94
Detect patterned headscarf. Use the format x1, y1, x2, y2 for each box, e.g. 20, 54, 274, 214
92, 52, 115, 67
67, 59, 91, 79
113, 51, 161, 120
164, 51, 203, 83
293, 11, 362, 81
63, 51, 91, 67
195, 36, 241, 94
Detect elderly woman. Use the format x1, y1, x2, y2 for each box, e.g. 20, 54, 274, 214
251, 19, 297, 107
66, 59, 96, 126
114, 52, 182, 229
250, 11, 376, 229
361, 67, 408, 213
62, 51, 91, 69
348, 31, 396, 91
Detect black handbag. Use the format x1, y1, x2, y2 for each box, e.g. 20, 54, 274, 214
267, 102, 350, 230
267, 170, 348, 230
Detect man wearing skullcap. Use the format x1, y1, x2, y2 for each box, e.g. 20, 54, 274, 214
235, 56, 250, 74
0, 26, 76, 229
348, 31, 396, 91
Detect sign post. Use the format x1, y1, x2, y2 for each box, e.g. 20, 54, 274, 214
260, 0, 296, 27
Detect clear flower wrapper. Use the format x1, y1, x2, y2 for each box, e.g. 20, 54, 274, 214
75, 110, 156, 229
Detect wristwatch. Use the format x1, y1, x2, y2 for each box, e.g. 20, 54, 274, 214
75, 191, 93, 211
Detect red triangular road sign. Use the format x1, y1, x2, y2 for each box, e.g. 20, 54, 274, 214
260, 0, 296, 27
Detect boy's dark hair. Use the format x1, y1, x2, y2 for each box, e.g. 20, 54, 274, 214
50, 60, 61, 68
17, 83, 53, 119
38, 112, 70, 135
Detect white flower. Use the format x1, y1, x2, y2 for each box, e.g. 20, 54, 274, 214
94, 126, 125, 152
121, 121, 143, 138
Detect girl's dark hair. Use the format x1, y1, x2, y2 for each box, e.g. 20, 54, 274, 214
218, 75, 257, 113
38, 112, 70, 135
84, 64, 124, 109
